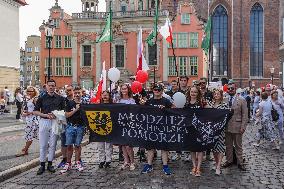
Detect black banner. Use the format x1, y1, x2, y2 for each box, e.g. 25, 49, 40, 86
81, 104, 232, 152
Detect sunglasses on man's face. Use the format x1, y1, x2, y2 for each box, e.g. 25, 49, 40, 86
200, 82, 206, 84
228, 87, 235, 90
153, 88, 162, 92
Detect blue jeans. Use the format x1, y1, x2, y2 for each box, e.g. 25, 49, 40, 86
65, 124, 84, 146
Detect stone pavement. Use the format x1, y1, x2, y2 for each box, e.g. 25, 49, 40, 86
1, 123, 284, 189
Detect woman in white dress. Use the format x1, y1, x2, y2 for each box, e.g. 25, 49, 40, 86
16, 86, 39, 157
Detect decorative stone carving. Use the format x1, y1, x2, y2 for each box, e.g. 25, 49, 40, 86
80, 66, 93, 77
113, 22, 124, 36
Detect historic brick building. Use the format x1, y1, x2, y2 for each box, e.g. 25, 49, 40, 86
39, 0, 206, 88
39, 1, 73, 87
67, 0, 206, 88
280, 0, 284, 87
193, 0, 280, 87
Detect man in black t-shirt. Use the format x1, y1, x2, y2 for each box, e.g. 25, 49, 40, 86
199, 77, 213, 160
199, 77, 213, 103
34, 79, 65, 175
166, 80, 179, 98
179, 76, 189, 94
141, 84, 175, 175
60, 86, 85, 174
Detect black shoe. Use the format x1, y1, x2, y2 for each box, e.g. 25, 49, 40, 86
99, 162, 105, 169
105, 162, 111, 168
222, 162, 233, 168
238, 164, 246, 171
36, 166, 45, 175
47, 165, 56, 173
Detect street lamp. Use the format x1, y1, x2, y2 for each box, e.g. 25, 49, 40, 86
279, 72, 283, 90
44, 19, 55, 81
270, 66, 275, 85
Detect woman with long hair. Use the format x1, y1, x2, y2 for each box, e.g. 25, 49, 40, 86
206, 89, 229, 175
97, 90, 113, 168
16, 86, 39, 156
117, 84, 136, 171
185, 85, 204, 177
15, 87, 23, 121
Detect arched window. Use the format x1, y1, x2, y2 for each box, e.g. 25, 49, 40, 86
250, 3, 263, 77
138, 0, 143, 11
150, 0, 159, 9
121, 0, 127, 12
212, 5, 228, 76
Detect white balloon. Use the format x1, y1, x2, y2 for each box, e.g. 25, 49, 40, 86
173, 92, 187, 108
108, 67, 120, 82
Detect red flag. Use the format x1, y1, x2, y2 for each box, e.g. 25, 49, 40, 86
90, 75, 103, 104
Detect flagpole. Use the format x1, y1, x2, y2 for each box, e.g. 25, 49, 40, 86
109, 1, 112, 94
153, 0, 158, 84
171, 36, 179, 89
207, 0, 210, 86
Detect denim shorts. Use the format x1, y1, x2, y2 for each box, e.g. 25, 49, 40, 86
65, 124, 84, 146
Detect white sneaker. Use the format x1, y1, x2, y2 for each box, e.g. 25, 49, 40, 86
273, 146, 280, 150
252, 143, 260, 147
60, 162, 71, 174
171, 153, 181, 161
75, 161, 84, 172
129, 163, 135, 171
215, 168, 221, 175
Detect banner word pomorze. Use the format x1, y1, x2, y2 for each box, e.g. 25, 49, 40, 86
81, 104, 232, 152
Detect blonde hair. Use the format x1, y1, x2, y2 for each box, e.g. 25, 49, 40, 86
26, 86, 39, 98
213, 89, 224, 103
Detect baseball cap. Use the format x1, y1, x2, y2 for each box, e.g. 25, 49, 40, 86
153, 84, 163, 90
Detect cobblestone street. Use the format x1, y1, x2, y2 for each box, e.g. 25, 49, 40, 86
1, 123, 284, 189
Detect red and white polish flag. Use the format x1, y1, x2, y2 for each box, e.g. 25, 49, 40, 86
159, 17, 173, 44
137, 27, 149, 72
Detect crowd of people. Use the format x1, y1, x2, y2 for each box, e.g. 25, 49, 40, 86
11, 76, 283, 177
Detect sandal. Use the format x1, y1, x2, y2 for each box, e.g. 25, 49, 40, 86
16, 150, 28, 157
195, 169, 201, 177
120, 162, 130, 170
190, 167, 196, 175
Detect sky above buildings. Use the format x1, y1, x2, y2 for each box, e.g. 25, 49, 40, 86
19, 0, 106, 47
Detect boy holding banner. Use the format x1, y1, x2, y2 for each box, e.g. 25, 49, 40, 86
140, 84, 175, 175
